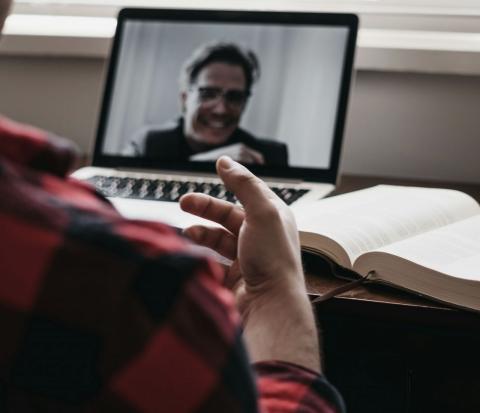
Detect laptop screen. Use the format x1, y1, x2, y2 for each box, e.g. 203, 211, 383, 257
94, 9, 357, 183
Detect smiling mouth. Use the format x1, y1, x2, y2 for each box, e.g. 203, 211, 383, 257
200, 117, 236, 131
209, 121, 230, 130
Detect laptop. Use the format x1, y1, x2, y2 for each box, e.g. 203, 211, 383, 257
73, 8, 358, 228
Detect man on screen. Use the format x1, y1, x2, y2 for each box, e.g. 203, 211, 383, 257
127, 42, 289, 165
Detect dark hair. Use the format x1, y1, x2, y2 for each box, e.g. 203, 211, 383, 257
180, 42, 260, 93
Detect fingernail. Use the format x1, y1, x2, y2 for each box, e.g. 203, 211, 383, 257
218, 156, 234, 170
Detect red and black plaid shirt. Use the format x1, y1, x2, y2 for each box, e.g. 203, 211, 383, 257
0, 115, 345, 412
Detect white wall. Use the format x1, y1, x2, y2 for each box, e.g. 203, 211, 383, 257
0, 56, 105, 155
342, 71, 480, 183
1, 55, 479, 183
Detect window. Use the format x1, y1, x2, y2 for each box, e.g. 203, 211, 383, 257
7, 0, 480, 75
11, 1, 480, 33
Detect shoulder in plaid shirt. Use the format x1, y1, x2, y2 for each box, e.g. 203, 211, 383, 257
0, 115, 345, 412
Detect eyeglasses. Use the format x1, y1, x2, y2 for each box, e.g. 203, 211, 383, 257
194, 86, 250, 109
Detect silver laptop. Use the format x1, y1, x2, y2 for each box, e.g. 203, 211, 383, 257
73, 8, 358, 228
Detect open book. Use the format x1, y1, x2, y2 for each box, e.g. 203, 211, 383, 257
293, 185, 480, 312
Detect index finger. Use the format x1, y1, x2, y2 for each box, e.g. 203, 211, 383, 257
179, 192, 245, 235
216, 156, 277, 211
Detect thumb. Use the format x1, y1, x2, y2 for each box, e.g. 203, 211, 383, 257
216, 156, 275, 211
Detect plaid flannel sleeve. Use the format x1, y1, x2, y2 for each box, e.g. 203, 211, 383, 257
255, 361, 345, 413
0, 154, 258, 411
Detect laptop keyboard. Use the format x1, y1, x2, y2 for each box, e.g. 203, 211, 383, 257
86, 175, 309, 206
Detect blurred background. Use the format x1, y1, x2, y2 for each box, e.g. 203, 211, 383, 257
1, 0, 480, 181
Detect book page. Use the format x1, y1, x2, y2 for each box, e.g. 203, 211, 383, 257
293, 185, 479, 263
368, 214, 480, 280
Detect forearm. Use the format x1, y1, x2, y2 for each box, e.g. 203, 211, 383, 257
243, 283, 321, 373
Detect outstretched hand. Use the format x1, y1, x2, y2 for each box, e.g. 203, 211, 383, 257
180, 156, 304, 320
180, 156, 320, 371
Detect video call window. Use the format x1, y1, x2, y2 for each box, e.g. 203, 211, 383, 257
102, 20, 349, 169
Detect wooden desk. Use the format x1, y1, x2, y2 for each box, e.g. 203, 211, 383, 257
305, 174, 480, 413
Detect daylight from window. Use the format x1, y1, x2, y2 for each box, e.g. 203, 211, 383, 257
13, 0, 480, 16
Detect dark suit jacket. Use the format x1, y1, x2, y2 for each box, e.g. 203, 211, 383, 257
143, 119, 288, 166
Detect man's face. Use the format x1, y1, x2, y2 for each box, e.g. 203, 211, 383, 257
0, 0, 12, 32
182, 62, 248, 146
